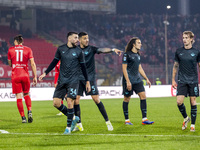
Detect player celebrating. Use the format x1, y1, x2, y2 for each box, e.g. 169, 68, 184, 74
73, 32, 122, 132
172, 31, 200, 132
122, 37, 154, 125
7, 35, 37, 123
39, 32, 91, 134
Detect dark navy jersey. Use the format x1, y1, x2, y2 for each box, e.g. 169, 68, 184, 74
79, 45, 100, 81
174, 47, 200, 84
122, 51, 142, 84
55, 44, 85, 83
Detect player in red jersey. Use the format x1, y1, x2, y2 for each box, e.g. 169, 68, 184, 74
54, 61, 64, 115
7, 35, 37, 123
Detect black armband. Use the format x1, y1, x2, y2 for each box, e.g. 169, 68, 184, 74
45, 58, 59, 75
80, 63, 89, 81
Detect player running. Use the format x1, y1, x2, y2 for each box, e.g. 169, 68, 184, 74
7, 35, 37, 123
122, 37, 154, 125
172, 31, 200, 132
73, 32, 122, 132
39, 32, 91, 134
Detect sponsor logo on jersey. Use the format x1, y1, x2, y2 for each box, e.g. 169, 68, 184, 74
84, 51, 89, 55
72, 52, 77, 56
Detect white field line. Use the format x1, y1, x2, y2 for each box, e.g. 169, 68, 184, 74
0, 130, 200, 138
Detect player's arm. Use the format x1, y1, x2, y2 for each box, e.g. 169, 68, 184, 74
54, 64, 59, 87
198, 62, 200, 71
80, 62, 91, 93
7, 51, 12, 67
97, 48, 122, 56
8, 60, 12, 67
39, 58, 59, 81
30, 58, 37, 86
138, 64, 151, 88
122, 64, 132, 91
172, 61, 179, 89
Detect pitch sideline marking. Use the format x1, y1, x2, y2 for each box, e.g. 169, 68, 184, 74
0, 130, 200, 138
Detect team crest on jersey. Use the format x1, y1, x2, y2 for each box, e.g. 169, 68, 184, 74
84, 51, 89, 55
138, 56, 140, 60
72, 52, 77, 56
191, 53, 195, 57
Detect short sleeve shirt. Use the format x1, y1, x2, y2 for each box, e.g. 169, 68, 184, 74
7, 45, 33, 77
174, 47, 200, 84
122, 51, 142, 84
54, 44, 85, 83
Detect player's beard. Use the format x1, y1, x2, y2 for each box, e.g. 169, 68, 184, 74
72, 42, 77, 47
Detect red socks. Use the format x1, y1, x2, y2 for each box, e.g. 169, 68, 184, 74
24, 95, 32, 111
17, 99, 25, 117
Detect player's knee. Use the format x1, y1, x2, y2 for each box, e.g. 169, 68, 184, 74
124, 96, 130, 102
53, 101, 61, 108
93, 98, 100, 104
177, 101, 183, 106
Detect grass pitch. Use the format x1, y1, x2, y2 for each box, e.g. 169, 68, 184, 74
0, 97, 200, 150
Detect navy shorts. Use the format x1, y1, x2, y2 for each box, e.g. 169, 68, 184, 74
123, 81, 145, 97
177, 83, 199, 97
78, 80, 99, 96
53, 82, 79, 100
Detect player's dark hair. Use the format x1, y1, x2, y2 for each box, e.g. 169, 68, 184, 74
78, 32, 88, 38
125, 37, 140, 55
14, 34, 23, 44
183, 31, 195, 44
67, 32, 78, 38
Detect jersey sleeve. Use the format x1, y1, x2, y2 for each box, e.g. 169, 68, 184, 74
78, 51, 86, 63
54, 47, 61, 60
122, 53, 128, 64
92, 46, 100, 54
7, 49, 11, 60
197, 50, 200, 62
28, 48, 34, 59
174, 50, 179, 62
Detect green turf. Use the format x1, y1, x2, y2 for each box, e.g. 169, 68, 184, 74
0, 97, 200, 150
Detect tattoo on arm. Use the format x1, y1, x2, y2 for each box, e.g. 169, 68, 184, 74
97, 48, 111, 54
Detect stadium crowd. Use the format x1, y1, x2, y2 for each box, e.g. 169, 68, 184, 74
37, 11, 200, 66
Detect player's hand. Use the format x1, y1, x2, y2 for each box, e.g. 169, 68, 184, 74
113, 48, 123, 56
86, 81, 91, 93
146, 79, 151, 88
126, 81, 132, 91
39, 73, 46, 81
54, 83, 58, 88
33, 77, 37, 86
172, 80, 177, 89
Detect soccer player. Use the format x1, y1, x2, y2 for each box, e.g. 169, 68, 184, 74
54, 61, 64, 116
172, 31, 200, 132
39, 32, 91, 134
122, 37, 154, 125
73, 32, 122, 132
7, 35, 37, 123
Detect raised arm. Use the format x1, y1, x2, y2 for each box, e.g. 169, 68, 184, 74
97, 48, 122, 56
172, 61, 179, 89
138, 64, 151, 88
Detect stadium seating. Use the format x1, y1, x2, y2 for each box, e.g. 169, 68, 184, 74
0, 25, 57, 65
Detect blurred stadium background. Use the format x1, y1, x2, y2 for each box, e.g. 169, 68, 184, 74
0, 0, 200, 87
